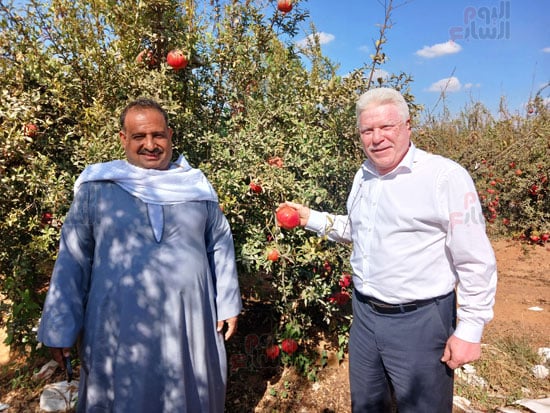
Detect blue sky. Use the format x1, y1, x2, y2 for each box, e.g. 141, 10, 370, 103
292, 0, 549, 118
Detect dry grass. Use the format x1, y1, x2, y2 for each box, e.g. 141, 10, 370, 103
455, 337, 550, 411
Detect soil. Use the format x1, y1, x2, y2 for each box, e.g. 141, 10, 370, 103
1, 239, 549, 412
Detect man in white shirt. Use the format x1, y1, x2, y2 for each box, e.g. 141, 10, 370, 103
279, 88, 497, 412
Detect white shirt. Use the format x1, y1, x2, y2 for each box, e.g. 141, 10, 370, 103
306, 143, 497, 343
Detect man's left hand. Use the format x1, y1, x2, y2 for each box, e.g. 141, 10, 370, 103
217, 316, 238, 341
441, 334, 481, 369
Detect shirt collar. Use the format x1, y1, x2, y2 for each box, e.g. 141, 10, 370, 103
362, 142, 416, 178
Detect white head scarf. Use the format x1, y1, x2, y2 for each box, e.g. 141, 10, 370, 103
74, 154, 218, 204
74, 154, 219, 241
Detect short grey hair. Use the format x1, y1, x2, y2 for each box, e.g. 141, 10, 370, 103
356, 88, 410, 126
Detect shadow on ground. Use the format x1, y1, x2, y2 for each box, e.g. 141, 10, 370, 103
225, 301, 284, 412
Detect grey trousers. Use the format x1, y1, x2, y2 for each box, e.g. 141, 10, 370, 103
349, 290, 456, 413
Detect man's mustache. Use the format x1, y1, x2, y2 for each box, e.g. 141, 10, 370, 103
138, 148, 163, 155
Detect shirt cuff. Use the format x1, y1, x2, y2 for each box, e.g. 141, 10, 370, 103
305, 210, 327, 235
453, 321, 484, 343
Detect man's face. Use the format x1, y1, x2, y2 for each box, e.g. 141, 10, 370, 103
119, 108, 173, 170
358, 103, 411, 175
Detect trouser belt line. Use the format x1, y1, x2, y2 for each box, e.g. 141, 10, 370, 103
354, 290, 454, 314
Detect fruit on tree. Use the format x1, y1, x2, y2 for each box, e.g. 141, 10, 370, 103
24, 123, 38, 138
166, 49, 188, 70
266, 344, 280, 360
136, 49, 156, 67
330, 291, 351, 306
41, 212, 53, 225
277, 0, 292, 13
276, 205, 299, 229
267, 248, 280, 262
281, 338, 298, 354
267, 156, 283, 168
339, 273, 352, 288
249, 182, 262, 193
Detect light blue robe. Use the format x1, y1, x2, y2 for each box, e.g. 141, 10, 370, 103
38, 181, 242, 412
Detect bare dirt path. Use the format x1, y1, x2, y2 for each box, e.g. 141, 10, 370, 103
0, 328, 8, 365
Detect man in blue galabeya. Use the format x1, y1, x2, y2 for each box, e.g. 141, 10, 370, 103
38, 98, 242, 412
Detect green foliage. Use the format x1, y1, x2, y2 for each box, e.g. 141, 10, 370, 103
0, 0, 381, 363
1, 0, 548, 384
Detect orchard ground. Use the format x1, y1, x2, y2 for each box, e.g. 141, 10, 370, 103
0, 239, 549, 412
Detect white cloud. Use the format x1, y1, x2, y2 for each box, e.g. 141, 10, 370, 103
428, 77, 462, 93
542, 47, 550, 53
316, 32, 335, 45
415, 41, 462, 58
295, 32, 335, 49
359, 45, 369, 53
464, 83, 481, 90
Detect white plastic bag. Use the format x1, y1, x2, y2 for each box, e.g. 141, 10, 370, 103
39, 380, 79, 412
32, 359, 59, 381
